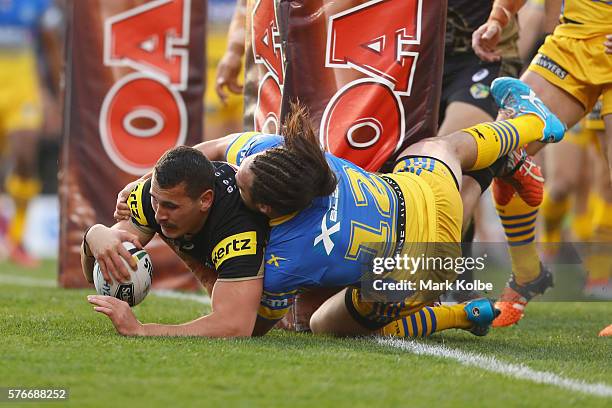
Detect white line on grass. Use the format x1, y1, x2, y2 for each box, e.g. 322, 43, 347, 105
151, 289, 211, 305
0, 274, 211, 305
376, 337, 612, 398
0, 274, 56, 287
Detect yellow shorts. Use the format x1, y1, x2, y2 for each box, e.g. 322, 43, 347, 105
528, 32, 612, 116
346, 156, 463, 329
0, 51, 43, 151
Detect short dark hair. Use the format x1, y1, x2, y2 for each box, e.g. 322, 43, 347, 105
249, 102, 337, 215
154, 146, 215, 199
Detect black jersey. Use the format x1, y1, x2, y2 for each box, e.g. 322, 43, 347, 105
446, 0, 492, 54
127, 162, 270, 281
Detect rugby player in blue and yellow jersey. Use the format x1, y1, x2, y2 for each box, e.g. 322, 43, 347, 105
191, 77, 565, 337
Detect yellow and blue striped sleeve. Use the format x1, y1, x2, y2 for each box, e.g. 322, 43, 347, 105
224, 132, 284, 165
257, 290, 297, 322
225, 132, 261, 165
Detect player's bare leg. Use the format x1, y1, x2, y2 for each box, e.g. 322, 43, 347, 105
541, 140, 584, 244
522, 70, 586, 156
309, 289, 371, 336
583, 131, 612, 298
5, 129, 41, 267
439, 102, 494, 232
399, 78, 566, 187
604, 114, 612, 182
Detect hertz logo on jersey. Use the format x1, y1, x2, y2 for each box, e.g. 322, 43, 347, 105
127, 182, 149, 226
211, 231, 257, 268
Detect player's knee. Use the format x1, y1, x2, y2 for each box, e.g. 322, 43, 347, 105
309, 308, 327, 334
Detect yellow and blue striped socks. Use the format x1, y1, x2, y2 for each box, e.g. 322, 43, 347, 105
495, 194, 541, 285
463, 114, 545, 171
380, 304, 471, 337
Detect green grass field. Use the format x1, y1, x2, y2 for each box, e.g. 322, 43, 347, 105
1, 261, 611, 407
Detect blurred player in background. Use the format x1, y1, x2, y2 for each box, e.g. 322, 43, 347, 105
0, 0, 62, 266
205, 0, 244, 141
597, 34, 612, 337
213, 0, 245, 108
472, 0, 612, 326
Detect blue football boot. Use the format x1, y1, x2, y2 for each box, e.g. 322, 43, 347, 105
464, 298, 500, 336
491, 77, 567, 143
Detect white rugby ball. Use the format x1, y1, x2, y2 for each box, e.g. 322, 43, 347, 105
93, 242, 153, 306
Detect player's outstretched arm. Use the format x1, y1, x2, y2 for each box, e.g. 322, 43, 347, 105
88, 277, 263, 337
472, 0, 527, 62
81, 221, 152, 284
192, 133, 240, 161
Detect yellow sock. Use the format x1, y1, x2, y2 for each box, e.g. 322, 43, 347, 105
541, 191, 569, 243
495, 195, 541, 285
584, 200, 612, 281
5, 174, 41, 245
571, 212, 593, 242
464, 114, 545, 170
8, 207, 27, 245
592, 201, 612, 234
380, 305, 471, 337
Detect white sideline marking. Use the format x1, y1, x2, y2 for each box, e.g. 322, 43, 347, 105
0, 274, 211, 305
151, 289, 211, 305
0, 274, 56, 287
376, 337, 612, 398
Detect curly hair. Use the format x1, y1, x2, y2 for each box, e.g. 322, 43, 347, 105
249, 102, 337, 215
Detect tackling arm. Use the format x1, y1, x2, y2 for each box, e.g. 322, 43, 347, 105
192, 133, 240, 161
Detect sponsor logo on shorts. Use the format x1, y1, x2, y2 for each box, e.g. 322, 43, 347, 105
211, 231, 257, 268
470, 83, 490, 99
533, 54, 567, 79
472, 68, 489, 82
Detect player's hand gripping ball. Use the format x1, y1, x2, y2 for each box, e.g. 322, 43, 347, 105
93, 242, 153, 306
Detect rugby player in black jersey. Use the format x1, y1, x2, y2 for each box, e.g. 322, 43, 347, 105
81, 146, 269, 337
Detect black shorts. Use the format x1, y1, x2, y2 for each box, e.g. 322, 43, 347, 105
440, 52, 521, 121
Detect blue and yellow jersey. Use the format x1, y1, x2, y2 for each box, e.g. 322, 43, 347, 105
556, 0, 612, 38
0, 0, 57, 138
225, 132, 406, 321
0, 0, 53, 50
